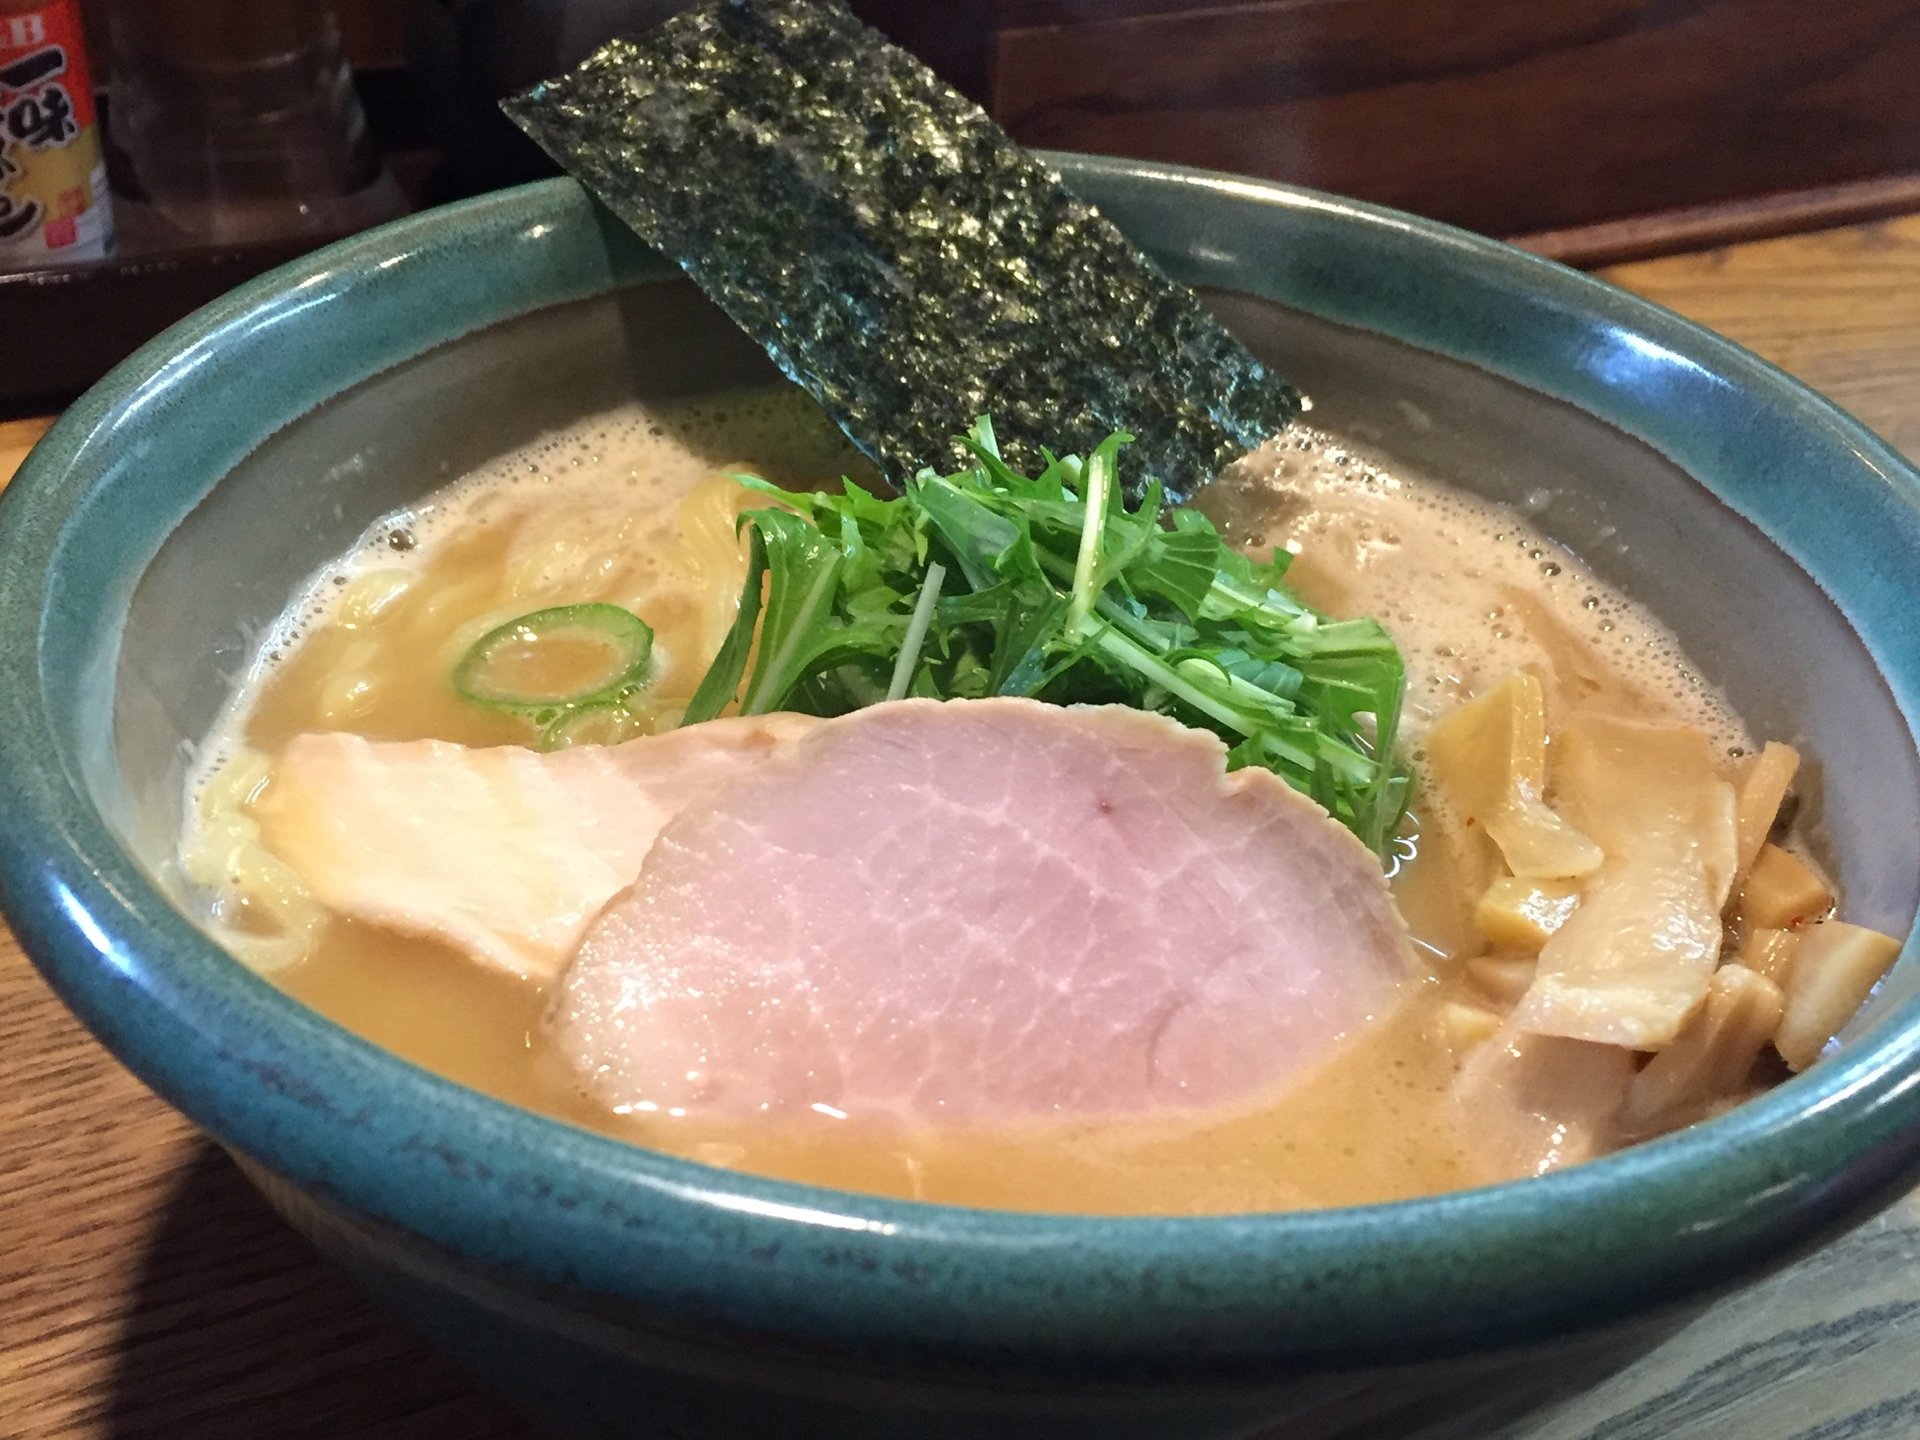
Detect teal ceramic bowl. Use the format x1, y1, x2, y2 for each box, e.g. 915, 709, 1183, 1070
3, 161, 1919, 1440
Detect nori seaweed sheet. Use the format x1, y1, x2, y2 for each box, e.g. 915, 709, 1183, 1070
502, 0, 1299, 502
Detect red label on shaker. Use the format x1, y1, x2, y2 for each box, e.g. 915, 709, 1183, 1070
0, 0, 112, 266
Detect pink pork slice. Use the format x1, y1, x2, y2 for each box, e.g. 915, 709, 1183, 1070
550, 698, 1413, 1124
254, 713, 820, 983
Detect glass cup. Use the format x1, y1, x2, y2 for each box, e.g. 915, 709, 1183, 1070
105, 0, 403, 243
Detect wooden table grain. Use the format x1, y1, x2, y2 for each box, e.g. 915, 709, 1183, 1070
8, 217, 1920, 1439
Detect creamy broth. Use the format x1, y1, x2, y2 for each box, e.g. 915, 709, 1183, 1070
189, 396, 1760, 1216
230, 388, 874, 759
1205, 432, 1747, 755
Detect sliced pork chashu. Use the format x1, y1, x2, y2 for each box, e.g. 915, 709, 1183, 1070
549, 699, 1414, 1125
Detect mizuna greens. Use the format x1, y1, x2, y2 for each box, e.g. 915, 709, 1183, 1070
682, 419, 1411, 852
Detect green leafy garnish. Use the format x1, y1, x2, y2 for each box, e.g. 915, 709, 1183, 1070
682, 419, 1412, 853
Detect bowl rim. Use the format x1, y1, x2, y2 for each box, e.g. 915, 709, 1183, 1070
3, 158, 1920, 1375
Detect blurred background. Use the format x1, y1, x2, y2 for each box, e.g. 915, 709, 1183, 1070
4, 0, 1920, 411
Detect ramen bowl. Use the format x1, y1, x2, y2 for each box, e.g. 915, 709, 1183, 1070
2, 161, 1918, 1440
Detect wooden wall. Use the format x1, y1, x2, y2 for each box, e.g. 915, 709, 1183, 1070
859, 0, 1920, 261
329, 0, 1920, 264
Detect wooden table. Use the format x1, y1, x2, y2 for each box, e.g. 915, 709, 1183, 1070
7, 218, 1920, 1439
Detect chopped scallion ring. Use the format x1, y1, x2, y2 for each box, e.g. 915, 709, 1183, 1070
540, 698, 648, 751
454, 603, 654, 713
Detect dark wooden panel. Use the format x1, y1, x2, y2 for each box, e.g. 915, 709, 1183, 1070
338, 0, 413, 71
999, 0, 1245, 22
990, 0, 1920, 238
850, 0, 999, 97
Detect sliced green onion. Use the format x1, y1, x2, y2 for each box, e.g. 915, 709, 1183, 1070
885, 561, 946, 701
540, 699, 648, 751
454, 603, 653, 712
1065, 441, 1114, 639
